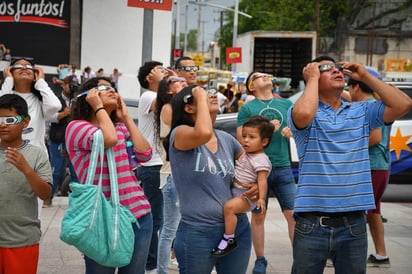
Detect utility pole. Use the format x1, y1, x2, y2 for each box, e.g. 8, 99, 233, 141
315, 0, 320, 56
188, 0, 252, 70
232, 0, 239, 72
197, 0, 202, 53
175, 0, 180, 50
184, 4, 188, 54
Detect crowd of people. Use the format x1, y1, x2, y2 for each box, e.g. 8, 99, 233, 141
0, 43, 11, 62
0, 54, 411, 274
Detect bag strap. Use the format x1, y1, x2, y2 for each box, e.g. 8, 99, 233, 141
106, 145, 122, 249
87, 130, 104, 228
85, 129, 104, 188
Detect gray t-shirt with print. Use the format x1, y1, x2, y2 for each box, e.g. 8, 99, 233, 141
170, 128, 242, 226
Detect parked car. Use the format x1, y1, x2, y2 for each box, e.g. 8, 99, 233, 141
215, 82, 412, 184
124, 98, 139, 126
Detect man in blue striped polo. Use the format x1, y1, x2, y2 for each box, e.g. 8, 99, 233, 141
287, 56, 412, 274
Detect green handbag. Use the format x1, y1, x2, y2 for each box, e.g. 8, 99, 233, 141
60, 129, 137, 267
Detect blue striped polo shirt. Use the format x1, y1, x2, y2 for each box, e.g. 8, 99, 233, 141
288, 99, 386, 213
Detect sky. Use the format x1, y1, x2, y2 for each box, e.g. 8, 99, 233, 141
172, 0, 238, 53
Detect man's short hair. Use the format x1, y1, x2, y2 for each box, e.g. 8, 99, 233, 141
137, 61, 163, 89
174, 56, 193, 70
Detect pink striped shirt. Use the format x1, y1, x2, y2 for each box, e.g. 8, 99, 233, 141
65, 120, 152, 219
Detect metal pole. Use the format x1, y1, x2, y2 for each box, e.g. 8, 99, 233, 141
142, 9, 153, 63
231, 0, 239, 72
141, 9, 153, 95
184, 4, 188, 54
175, 0, 180, 50
197, 0, 202, 53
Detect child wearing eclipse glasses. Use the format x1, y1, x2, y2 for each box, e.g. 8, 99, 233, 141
1, 56, 61, 210
0, 94, 53, 274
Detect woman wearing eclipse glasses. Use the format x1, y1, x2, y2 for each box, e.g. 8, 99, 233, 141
1, 57, 61, 211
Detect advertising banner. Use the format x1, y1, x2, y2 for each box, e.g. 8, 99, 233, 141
226, 47, 242, 64
127, 0, 173, 11
0, 0, 71, 66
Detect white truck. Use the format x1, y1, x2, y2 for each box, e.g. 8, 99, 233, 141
235, 31, 317, 93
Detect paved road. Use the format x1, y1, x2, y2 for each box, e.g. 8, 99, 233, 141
383, 184, 412, 203
38, 197, 412, 274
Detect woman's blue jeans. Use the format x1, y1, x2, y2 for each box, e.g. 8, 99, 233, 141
174, 213, 251, 274
84, 213, 153, 274
291, 213, 368, 274
157, 175, 181, 274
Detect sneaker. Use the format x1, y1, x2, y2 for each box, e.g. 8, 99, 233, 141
381, 215, 388, 223
367, 254, 390, 268
42, 198, 52, 208
253, 256, 267, 274
168, 258, 179, 270
145, 269, 157, 274
325, 258, 333, 267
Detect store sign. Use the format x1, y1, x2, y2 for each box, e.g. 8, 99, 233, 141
127, 0, 173, 11
226, 47, 242, 64
0, 0, 68, 28
0, 0, 71, 66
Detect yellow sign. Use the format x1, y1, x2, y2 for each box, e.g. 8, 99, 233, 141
192, 54, 204, 67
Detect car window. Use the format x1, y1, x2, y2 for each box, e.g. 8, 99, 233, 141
395, 87, 412, 120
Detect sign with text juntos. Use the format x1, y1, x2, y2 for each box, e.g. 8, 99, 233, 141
127, 0, 173, 11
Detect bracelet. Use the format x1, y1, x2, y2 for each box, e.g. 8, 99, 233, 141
94, 107, 105, 115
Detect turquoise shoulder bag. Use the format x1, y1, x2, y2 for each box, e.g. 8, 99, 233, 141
60, 129, 137, 267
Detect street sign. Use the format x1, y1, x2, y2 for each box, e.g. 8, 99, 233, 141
192, 54, 204, 67
127, 0, 173, 11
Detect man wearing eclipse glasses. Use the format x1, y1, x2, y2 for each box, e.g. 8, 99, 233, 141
174, 56, 199, 86
288, 56, 412, 273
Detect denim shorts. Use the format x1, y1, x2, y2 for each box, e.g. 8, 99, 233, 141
252, 166, 296, 213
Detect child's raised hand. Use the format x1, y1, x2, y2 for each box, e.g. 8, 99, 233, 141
5, 147, 29, 173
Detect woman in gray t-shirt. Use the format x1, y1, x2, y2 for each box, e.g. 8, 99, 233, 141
166, 85, 258, 274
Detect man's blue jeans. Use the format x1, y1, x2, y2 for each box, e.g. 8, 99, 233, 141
174, 214, 251, 274
137, 165, 163, 270
84, 213, 153, 274
49, 141, 78, 197
157, 175, 180, 274
292, 213, 367, 274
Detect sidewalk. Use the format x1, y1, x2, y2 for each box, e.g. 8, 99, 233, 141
38, 197, 412, 274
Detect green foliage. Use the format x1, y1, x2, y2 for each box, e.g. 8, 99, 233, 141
185, 29, 198, 51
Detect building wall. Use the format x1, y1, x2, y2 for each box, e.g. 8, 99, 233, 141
81, 0, 172, 99
343, 36, 412, 70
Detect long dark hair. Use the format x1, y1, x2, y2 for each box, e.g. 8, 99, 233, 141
163, 85, 196, 160
71, 77, 117, 123
154, 76, 173, 151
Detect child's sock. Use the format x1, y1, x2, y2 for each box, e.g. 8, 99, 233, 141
218, 233, 235, 249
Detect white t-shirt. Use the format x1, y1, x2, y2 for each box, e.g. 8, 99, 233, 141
137, 89, 163, 166
217, 92, 228, 114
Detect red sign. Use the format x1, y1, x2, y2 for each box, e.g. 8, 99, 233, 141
127, 0, 173, 11
226, 47, 242, 64
173, 49, 182, 60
